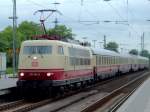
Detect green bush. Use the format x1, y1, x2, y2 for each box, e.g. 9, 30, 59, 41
6, 67, 13, 74
6, 67, 18, 77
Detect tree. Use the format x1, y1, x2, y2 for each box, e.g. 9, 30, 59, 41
0, 21, 42, 67
0, 32, 8, 52
105, 42, 119, 52
0, 22, 76, 67
48, 25, 75, 40
18, 21, 42, 40
0, 26, 24, 66
129, 49, 138, 55
140, 50, 149, 57
0, 26, 24, 49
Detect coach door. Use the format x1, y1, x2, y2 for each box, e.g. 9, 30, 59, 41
93, 55, 98, 80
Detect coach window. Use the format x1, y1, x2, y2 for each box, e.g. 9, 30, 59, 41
105, 57, 107, 65
109, 57, 110, 65
102, 56, 103, 65
80, 58, 83, 65
106, 57, 109, 65
104, 57, 106, 65
112, 57, 114, 64
110, 57, 112, 64
99, 56, 101, 65
106, 57, 108, 65
117, 57, 119, 64
113, 57, 114, 64
58, 46, 64, 55
104, 56, 106, 65
103, 57, 105, 65
101, 56, 103, 65
102, 56, 104, 65
98, 56, 99, 65
75, 58, 79, 65
97, 56, 99, 65
107, 57, 108, 65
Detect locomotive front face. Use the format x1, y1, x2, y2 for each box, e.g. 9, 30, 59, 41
19, 45, 54, 80
17, 41, 65, 89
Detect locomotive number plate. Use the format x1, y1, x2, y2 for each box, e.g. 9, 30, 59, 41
32, 61, 38, 67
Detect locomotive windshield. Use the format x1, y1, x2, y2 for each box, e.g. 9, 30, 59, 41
23, 46, 52, 54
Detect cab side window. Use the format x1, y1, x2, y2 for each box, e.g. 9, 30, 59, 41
58, 46, 64, 55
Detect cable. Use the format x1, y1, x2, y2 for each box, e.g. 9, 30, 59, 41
107, 2, 126, 21
78, 0, 84, 22
78, 2, 100, 25
105, 1, 141, 37
125, 0, 145, 40
26, 0, 47, 8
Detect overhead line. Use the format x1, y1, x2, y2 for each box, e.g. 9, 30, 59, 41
26, 0, 47, 8
107, 2, 126, 21
105, 1, 141, 37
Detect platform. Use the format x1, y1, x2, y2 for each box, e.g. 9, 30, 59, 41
0, 75, 17, 90
117, 75, 150, 112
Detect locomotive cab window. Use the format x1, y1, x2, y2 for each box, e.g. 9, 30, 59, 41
23, 46, 52, 54
58, 46, 64, 55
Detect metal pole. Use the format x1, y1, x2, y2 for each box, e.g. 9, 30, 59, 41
141, 36, 142, 52
13, 0, 17, 76
82, 37, 87, 42
53, 2, 60, 28
99, 42, 103, 48
103, 35, 107, 48
81, 0, 84, 5
143, 32, 145, 50
141, 32, 144, 52
92, 40, 97, 48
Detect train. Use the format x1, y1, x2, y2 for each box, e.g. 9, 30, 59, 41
17, 40, 149, 94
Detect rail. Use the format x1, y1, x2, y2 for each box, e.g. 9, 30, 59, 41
81, 72, 149, 112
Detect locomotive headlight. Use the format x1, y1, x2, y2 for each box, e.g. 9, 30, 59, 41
47, 73, 53, 77
20, 73, 24, 77
33, 56, 37, 60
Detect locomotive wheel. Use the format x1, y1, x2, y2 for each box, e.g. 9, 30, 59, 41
45, 87, 53, 97
59, 86, 65, 95
81, 81, 86, 88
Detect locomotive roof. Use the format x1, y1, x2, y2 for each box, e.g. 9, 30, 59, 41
91, 48, 120, 57
22, 40, 90, 50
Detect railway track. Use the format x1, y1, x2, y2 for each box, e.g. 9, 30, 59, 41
0, 100, 25, 112
81, 71, 149, 112
0, 71, 148, 112
29, 71, 149, 112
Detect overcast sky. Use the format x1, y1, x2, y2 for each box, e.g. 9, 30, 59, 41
0, 0, 150, 52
